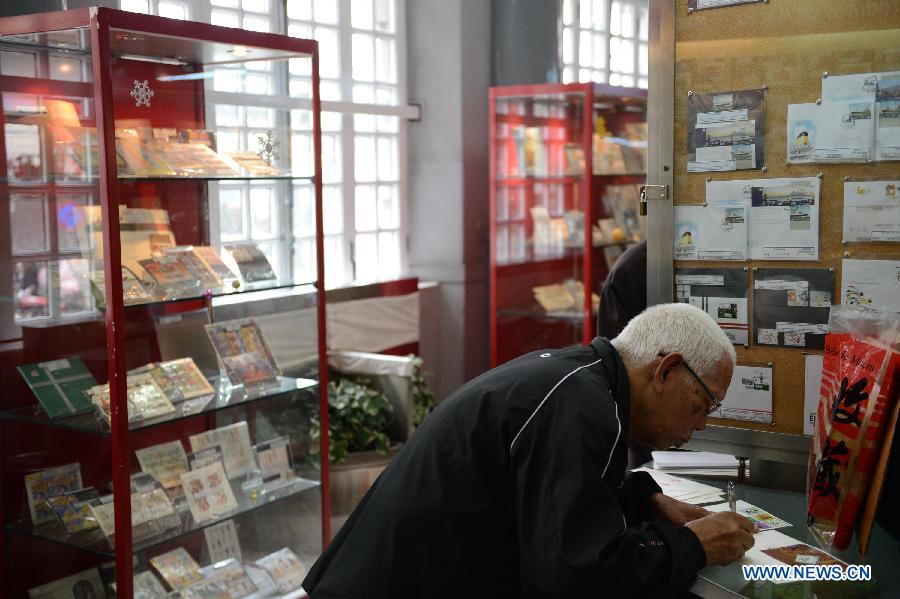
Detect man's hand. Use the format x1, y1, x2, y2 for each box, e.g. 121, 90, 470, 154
685, 512, 756, 566
649, 492, 711, 525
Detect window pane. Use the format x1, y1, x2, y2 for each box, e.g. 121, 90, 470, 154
11, 194, 48, 253
609, 37, 620, 71
376, 114, 398, 133
579, 31, 592, 68
562, 66, 575, 84
243, 15, 270, 32
57, 194, 90, 251
579, 68, 592, 82
563, 0, 575, 25
377, 184, 398, 229
374, 0, 394, 32
619, 74, 634, 86
621, 3, 634, 38
218, 188, 245, 241
355, 185, 377, 232
351, 0, 374, 29
562, 27, 574, 65
593, 33, 607, 69
377, 136, 396, 180
289, 23, 313, 40
245, 73, 271, 95
353, 83, 374, 103
354, 233, 377, 283
216, 104, 241, 127
313, 0, 339, 24
375, 86, 396, 105
60, 258, 93, 316
287, 0, 312, 20
293, 238, 316, 283
593, 0, 607, 29
320, 80, 342, 101
639, 7, 649, 41
211, 10, 240, 28
580, 0, 592, 28
1, 51, 36, 77
49, 56, 82, 81
322, 134, 342, 184
375, 37, 396, 83
316, 27, 340, 79
639, 77, 648, 89
214, 68, 240, 92
246, 106, 273, 128
14, 261, 49, 320
293, 185, 315, 237
355, 114, 376, 132
217, 131, 240, 153
250, 187, 277, 238
323, 185, 343, 235
324, 235, 345, 287
639, 43, 648, 76
242, 0, 267, 12
158, 1, 188, 19
618, 38, 634, 72
322, 111, 342, 132
610, 1, 621, 36
212, 0, 240, 7
378, 231, 400, 280
355, 136, 376, 182
6, 124, 42, 181
352, 33, 375, 81
292, 133, 313, 175
120, 0, 150, 13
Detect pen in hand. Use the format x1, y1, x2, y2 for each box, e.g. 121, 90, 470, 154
727, 481, 736, 513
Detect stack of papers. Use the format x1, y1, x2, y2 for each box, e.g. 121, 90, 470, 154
633, 467, 725, 505
651, 450, 744, 477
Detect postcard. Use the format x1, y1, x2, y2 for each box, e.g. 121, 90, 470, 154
28, 567, 108, 599
710, 365, 772, 423
673, 204, 748, 261
841, 259, 900, 312
25, 462, 83, 524
687, 88, 765, 172
164, 246, 222, 289
180, 462, 239, 524
189, 422, 254, 479
753, 268, 834, 350
707, 177, 820, 260
150, 547, 203, 590
136, 440, 189, 490
843, 180, 900, 242
821, 70, 900, 162
787, 101, 874, 164
707, 500, 790, 530
255, 547, 307, 594
139, 256, 198, 291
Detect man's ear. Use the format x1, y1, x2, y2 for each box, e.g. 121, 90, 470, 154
656, 352, 685, 382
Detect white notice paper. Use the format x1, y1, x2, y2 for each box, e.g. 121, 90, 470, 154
711, 364, 773, 423
843, 180, 900, 242
673, 205, 748, 260
804, 355, 823, 437
822, 70, 900, 161
707, 177, 820, 260
841, 259, 900, 312
787, 101, 875, 164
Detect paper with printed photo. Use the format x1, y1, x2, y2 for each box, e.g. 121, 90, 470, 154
753, 268, 833, 350
673, 205, 748, 260
841, 258, 900, 312
843, 180, 900, 242
710, 364, 772, 423
822, 70, 900, 161
707, 177, 820, 260
687, 89, 765, 172
707, 499, 790, 530
787, 101, 874, 164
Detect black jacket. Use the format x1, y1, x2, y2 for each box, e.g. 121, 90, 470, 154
303, 338, 706, 598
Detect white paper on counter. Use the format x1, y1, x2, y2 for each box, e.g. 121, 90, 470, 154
707, 177, 820, 260
787, 101, 874, 164
843, 180, 900, 242
841, 259, 900, 312
710, 364, 773, 423
674, 204, 748, 260
804, 354, 824, 437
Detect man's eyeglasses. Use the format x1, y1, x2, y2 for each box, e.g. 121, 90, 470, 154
658, 352, 723, 415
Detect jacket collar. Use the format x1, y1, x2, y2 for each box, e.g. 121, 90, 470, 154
589, 336, 631, 437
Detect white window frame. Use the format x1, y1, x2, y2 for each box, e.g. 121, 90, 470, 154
560, 0, 649, 89
118, 0, 416, 288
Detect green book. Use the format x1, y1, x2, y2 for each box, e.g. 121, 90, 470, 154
17, 358, 97, 418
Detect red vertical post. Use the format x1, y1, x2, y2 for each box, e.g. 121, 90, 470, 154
310, 41, 331, 547
90, 8, 133, 598
488, 90, 498, 367
582, 84, 594, 344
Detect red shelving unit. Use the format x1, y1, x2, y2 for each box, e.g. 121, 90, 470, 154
0, 8, 328, 597
489, 82, 647, 366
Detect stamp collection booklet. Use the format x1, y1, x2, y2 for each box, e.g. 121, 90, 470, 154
17, 358, 97, 418
150, 547, 204, 590
135, 440, 190, 491
255, 547, 307, 593
24, 462, 83, 525
205, 318, 281, 386
179, 462, 239, 524
46, 487, 101, 533
189, 422, 254, 479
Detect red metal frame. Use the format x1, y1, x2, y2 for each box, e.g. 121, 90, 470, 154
488, 82, 647, 367
0, 6, 329, 594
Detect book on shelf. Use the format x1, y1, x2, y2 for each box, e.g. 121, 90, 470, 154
17, 357, 97, 418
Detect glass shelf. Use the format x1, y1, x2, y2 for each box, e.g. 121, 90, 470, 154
0, 376, 318, 436
118, 175, 316, 183
495, 176, 584, 185
496, 308, 587, 322
19, 279, 317, 329
4, 473, 320, 559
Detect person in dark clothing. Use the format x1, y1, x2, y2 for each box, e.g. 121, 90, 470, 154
304, 303, 755, 598
597, 239, 646, 339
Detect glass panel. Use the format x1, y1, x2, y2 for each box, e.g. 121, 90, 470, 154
563, 27, 575, 65
316, 27, 340, 79
250, 187, 277, 238
610, 1, 621, 36
322, 185, 343, 235
580, 0, 593, 28
287, 0, 312, 19
121, 0, 151, 13
355, 185, 377, 232
219, 188, 247, 241
377, 184, 399, 229
377, 136, 397, 180
563, 0, 575, 26
374, 0, 394, 32
593, 0, 608, 29
355, 135, 377, 182
352, 0, 374, 30
354, 232, 377, 282
352, 33, 375, 82
377, 231, 400, 279
313, 0, 339, 24
158, 1, 189, 19
11, 194, 49, 252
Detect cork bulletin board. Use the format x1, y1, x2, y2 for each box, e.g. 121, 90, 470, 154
672, 0, 900, 435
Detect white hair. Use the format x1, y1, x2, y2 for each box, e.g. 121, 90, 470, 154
611, 303, 736, 377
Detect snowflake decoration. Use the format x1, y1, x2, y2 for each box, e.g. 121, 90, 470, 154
130, 79, 154, 107
257, 130, 280, 166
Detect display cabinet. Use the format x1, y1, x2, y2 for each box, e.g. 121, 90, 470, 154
0, 8, 328, 598
489, 83, 647, 366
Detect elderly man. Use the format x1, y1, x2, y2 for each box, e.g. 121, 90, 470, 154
303, 304, 755, 598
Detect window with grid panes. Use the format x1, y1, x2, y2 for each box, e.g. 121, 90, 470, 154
117, 0, 409, 287
560, 0, 649, 89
